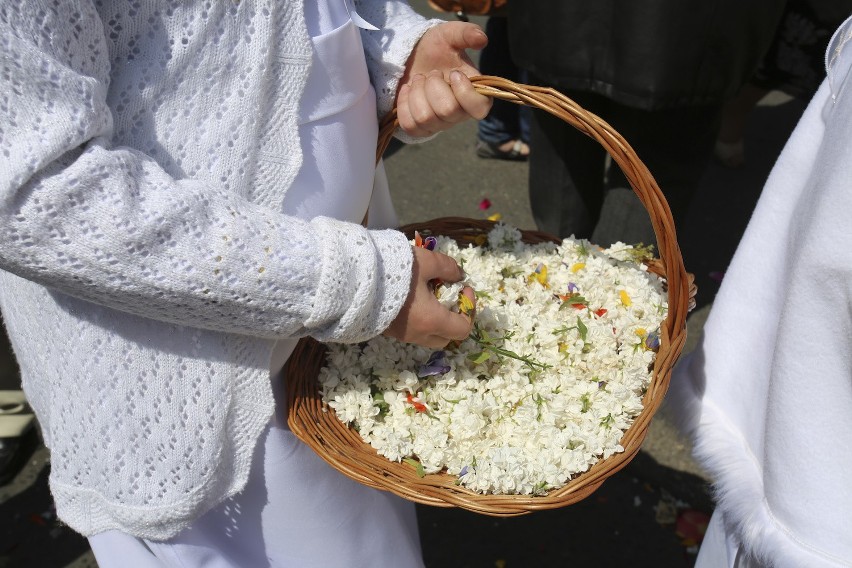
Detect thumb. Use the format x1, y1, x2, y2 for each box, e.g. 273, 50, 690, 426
441, 21, 488, 52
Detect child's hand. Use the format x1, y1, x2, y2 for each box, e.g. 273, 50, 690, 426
383, 246, 476, 349
396, 21, 492, 138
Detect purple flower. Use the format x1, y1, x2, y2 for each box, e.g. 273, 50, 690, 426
567, 282, 578, 293
418, 351, 450, 377
645, 331, 660, 351
414, 231, 437, 251
459, 466, 470, 477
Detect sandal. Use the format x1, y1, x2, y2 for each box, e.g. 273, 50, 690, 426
476, 139, 529, 161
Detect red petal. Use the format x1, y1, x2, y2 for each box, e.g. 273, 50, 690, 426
676, 509, 711, 544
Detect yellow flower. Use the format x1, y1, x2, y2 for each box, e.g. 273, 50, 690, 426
620, 290, 632, 306
487, 213, 502, 222
527, 263, 549, 288
458, 293, 475, 316
570, 263, 585, 273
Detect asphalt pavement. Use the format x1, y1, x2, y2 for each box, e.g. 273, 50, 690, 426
0, 4, 810, 566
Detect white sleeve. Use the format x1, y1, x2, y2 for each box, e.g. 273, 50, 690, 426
0, 1, 412, 343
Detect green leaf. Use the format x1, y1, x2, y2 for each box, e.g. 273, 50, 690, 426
442, 396, 466, 404
627, 243, 656, 263
576, 316, 588, 342
467, 351, 491, 365
500, 267, 524, 278
403, 458, 426, 478
371, 387, 390, 417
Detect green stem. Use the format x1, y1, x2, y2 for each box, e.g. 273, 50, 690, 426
471, 324, 550, 370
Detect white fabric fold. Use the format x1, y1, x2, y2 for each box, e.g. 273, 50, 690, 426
669, 13, 852, 567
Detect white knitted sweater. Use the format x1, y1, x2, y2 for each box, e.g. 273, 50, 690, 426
0, 0, 435, 539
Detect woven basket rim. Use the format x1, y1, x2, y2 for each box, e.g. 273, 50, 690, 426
286, 77, 692, 516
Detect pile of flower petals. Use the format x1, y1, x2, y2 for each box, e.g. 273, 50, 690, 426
320, 224, 667, 496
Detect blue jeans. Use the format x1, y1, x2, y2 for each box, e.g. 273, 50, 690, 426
477, 17, 531, 146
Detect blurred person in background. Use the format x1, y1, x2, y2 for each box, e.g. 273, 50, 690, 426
715, 0, 852, 167
508, 0, 785, 248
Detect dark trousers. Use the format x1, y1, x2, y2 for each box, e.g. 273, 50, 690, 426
528, 87, 721, 248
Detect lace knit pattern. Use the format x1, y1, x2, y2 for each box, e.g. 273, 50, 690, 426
0, 0, 434, 539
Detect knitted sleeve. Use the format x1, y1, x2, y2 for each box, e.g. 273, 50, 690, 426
0, 1, 412, 343
354, 0, 444, 121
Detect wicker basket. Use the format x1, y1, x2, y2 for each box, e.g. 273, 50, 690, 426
286, 76, 693, 516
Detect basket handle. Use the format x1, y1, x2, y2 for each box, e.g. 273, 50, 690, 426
377, 75, 691, 350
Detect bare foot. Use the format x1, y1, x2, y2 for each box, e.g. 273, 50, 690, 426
497, 139, 530, 157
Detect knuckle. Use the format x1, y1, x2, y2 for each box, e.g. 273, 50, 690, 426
433, 98, 458, 121
398, 113, 414, 132
410, 104, 434, 126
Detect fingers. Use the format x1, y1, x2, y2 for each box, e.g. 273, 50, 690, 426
441, 21, 488, 53
397, 70, 492, 137
438, 23, 487, 80
397, 73, 444, 138
421, 283, 474, 342
417, 246, 464, 283
413, 251, 475, 344
437, 285, 476, 340
383, 248, 476, 348
450, 70, 491, 119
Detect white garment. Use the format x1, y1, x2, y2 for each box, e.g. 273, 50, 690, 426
0, 1, 439, 539
88, 3, 424, 566
668, 14, 852, 568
